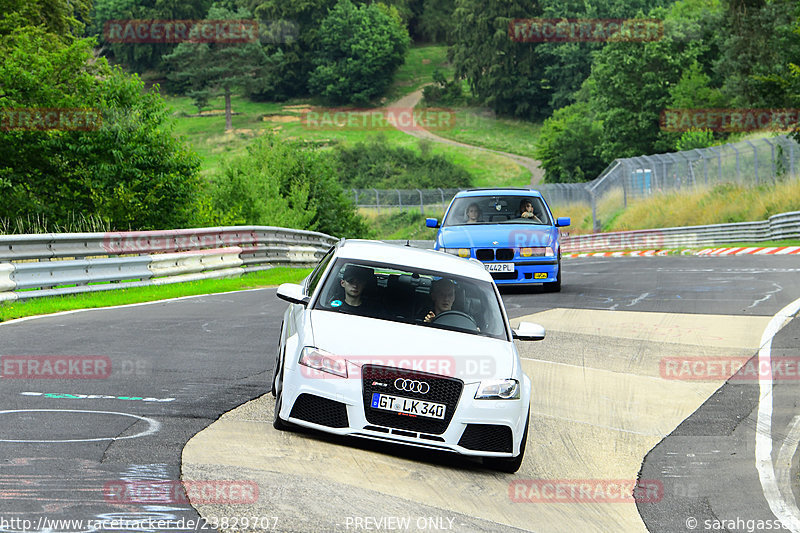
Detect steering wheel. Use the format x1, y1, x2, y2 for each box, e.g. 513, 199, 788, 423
431, 310, 479, 331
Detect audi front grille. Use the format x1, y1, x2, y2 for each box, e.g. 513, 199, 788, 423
361, 365, 463, 435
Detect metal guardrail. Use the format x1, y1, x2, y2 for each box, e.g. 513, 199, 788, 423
561, 211, 800, 252
0, 226, 338, 302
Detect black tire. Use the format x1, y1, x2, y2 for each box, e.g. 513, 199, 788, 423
273, 367, 291, 431
484, 410, 529, 473
271, 321, 284, 397
543, 259, 562, 293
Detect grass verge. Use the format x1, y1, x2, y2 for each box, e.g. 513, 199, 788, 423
0, 268, 311, 323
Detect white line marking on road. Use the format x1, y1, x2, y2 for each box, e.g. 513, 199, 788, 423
756, 296, 800, 531
627, 292, 650, 306
778, 415, 800, 523
749, 283, 784, 309
0, 409, 160, 443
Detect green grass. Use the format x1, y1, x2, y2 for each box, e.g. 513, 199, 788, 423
385, 45, 453, 101
608, 180, 800, 231
0, 268, 311, 322
426, 108, 543, 159
165, 93, 532, 186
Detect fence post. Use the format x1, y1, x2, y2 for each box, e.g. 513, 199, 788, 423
745, 140, 759, 185
416, 188, 424, 215
763, 137, 777, 183
372, 188, 380, 213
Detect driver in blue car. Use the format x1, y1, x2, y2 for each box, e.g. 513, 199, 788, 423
422, 278, 456, 323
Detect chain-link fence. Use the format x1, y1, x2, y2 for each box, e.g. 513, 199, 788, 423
586, 135, 798, 231
347, 135, 799, 230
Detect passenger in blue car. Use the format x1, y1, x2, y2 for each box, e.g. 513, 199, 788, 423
518, 199, 542, 223
465, 203, 482, 223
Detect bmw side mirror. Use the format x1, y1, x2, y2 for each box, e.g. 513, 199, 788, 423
426, 218, 440, 228
556, 217, 571, 227
512, 322, 545, 341
276, 283, 310, 306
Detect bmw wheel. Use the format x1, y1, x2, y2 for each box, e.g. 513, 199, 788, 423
543, 258, 562, 293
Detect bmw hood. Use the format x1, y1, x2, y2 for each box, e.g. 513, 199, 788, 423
436, 224, 556, 249
308, 311, 516, 383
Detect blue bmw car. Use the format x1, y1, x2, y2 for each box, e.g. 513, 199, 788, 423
426, 188, 570, 291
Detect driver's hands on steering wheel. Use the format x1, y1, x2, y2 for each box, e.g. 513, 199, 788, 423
423, 311, 436, 323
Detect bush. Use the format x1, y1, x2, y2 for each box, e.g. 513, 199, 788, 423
334, 137, 472, 189
534, 101, 605, 183
0, 27, 201, 230
202, 134, 370, 239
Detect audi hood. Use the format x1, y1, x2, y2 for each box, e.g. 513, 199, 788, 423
307, 311, 517, 383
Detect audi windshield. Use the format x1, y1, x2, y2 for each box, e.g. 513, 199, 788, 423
312, 259, 508, 340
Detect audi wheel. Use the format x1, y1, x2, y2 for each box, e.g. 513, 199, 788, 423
483, 409, 529, 473
273, 365, 291, 431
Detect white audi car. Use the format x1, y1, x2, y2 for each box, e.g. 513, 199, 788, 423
271, 240, 545, 472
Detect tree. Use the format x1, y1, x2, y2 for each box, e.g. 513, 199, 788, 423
246, 0, 335, 101
203, 134, 370, 238
88, 0, 214, 74
534, 100, 605, 183
450, 0, 551, 120
308, 0, 410, 104
162, 5, 269, 131
715, 0, 800, 107
0, 0, 90, 39
0, 26, 201, 230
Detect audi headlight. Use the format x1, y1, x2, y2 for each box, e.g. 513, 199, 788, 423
441, 248, 471, 258
475, 379, 520, 400
299, 347, 347, 378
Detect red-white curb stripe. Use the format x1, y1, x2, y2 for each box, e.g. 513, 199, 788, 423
563, 246, 800, 258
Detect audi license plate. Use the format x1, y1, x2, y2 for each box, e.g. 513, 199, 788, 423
484, 262, 515, 273
370, 393, 446, 420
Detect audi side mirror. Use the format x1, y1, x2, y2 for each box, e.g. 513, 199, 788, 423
276, 283, 309, 306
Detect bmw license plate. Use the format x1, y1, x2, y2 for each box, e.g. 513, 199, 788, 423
484, 262, 515, 273
371, 393, 446, 420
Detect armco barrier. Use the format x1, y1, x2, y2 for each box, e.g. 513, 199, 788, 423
561, 211, 800, 252
0, 226, 337, 302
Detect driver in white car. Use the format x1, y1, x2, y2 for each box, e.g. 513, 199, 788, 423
422, 278, 456, 323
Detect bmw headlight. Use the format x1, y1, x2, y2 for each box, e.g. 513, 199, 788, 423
441, 248, 471, 258
475, 379, 520, 400
299, 347, 347, 378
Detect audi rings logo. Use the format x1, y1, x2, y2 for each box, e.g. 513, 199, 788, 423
394, 378, 430, 394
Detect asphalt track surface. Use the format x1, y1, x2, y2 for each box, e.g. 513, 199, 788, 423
0, 255, 798, 533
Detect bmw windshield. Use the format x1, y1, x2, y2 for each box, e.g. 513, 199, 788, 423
442, 196, 552, 226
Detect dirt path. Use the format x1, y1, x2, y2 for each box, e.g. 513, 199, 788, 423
390, 89, 545, 186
